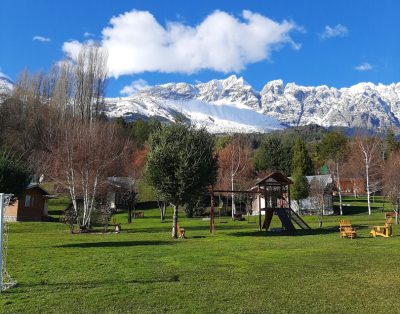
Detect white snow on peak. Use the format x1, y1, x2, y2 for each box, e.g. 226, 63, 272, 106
106, 77, 400, 133
0, 76, 13, 95
2, 73, 400, 134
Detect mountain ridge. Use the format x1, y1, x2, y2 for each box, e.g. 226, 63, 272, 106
106, 75, 400, 133
2, 74, 400, 133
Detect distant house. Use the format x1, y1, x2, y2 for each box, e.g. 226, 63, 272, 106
107, 177, 135, 211
4, 184, 54, 222
339, 178, 365, 196
296, 175, 336, 215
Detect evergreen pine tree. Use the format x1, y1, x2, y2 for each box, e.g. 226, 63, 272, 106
291, 137, 310, 205
292, 137, 313, 175
291, 167, 309, 201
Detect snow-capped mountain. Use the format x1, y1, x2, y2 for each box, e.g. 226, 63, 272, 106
105, 75, 281, 133
261, 80, 400, 130
0, 75, 13, 97
2, 72, 400, 133
106, 76, 400, 133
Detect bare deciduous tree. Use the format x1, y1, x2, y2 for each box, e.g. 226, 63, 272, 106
309, 177, 327, 228
383, 153, 400, 224
44, 120, 129, 230
72, 44, 108, 123
355, 135, 382, 215
216, 136, 253, 219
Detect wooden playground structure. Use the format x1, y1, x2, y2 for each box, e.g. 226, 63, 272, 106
209, 172, 311, 234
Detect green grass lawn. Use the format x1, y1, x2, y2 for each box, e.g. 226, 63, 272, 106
2, 196, 400, 313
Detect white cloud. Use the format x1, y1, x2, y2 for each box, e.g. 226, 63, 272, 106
62, 40, 84, 59
120, 79, 150, 96
320, 24, 348, 40
83, 32, 95, 38
63, 10, 301, 77
354, 62, 373, 71
33, 35, 51, 42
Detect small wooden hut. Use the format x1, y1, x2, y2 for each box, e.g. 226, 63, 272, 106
4, 184, 54, 222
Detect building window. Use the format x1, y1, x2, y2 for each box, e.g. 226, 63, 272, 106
25, 194, 31, 208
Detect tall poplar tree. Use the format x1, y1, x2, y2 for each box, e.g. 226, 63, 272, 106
291, 137, 310, 207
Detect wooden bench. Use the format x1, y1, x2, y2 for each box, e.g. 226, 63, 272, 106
370, 218, 392, 238
133, 211, 144, 218
339, 220, 357, 239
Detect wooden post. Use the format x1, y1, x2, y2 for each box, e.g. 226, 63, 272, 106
258, 186, 262, 231
264, 185, 268, 232
0, 194, 4, 292
210, 187, 215, 234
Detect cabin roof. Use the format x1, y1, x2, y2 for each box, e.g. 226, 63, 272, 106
26, 183, 50, 195
288, 174, 333, 187
107, 177, 134, 190
255, 171, 293, 186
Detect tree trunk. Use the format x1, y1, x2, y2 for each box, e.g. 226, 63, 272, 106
320, 199, 324, 228
365, 159, 372, 215
128, 206, 132, 223
158, 200, 166, 222
171, 204, 178, 238
231, 175, 235, 220
161, 202, 166, 222
336, 162, 343, 215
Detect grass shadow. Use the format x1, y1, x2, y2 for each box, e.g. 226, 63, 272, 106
230, 227, 340, 237
5, 275, 181, 294
56, 240, 177, 248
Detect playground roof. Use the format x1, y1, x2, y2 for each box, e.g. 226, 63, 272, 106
255, 172, 293, 186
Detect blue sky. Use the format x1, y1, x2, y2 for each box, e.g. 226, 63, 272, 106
0, 0, 399, 97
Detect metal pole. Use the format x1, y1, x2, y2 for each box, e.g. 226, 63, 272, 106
210, 187, 215, 234
0, 193, 4, 292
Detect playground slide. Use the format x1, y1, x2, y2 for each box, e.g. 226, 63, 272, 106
289, 209, 311, 230
275, 209, 295, 231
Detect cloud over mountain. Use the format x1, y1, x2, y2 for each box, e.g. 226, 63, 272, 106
63, 10, 301, 77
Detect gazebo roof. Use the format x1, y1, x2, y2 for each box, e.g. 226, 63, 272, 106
255, 171, 293, 186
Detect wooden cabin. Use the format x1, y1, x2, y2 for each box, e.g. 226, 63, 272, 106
298, 175, 335, 215
4, 184, 53, 222
107, 177, 135, 211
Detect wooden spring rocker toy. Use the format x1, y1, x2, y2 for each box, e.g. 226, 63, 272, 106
370, 218, 392, 238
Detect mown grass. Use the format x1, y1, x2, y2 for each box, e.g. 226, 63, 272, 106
1, 196, 400, 313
